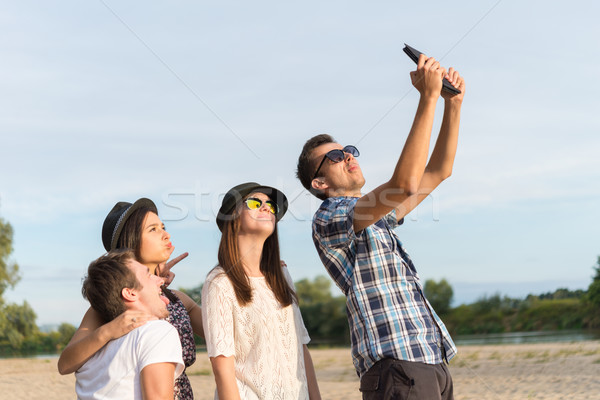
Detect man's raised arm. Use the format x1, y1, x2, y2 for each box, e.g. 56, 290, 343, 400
353, 54, 446, 232
392, 67, 465, 221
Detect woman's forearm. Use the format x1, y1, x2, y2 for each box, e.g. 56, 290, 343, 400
211, 355, 241, 400
57, 307, 154, 374
57, 323, 113, 374
303, 345, 322, 400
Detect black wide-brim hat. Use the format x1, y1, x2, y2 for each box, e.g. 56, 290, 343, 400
216, 182, 288, 232
101, 198, 158, 251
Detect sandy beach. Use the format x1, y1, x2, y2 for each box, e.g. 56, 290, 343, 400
2, 341, 599, 399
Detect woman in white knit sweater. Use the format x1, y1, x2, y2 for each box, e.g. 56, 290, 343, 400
202, 182, 321, 400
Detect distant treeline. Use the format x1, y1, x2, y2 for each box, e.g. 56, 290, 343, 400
3, 260, 600, 354
179, 276, 351, 347
3, 198, 600, 355
0, 213, 78, 356
0, 301, 76, 356
183, 260, 600, 344
295, 276, 600, 342
441, 256, 600, 335
443, 289, 597, 335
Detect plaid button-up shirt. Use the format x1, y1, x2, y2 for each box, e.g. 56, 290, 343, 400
312, 197, 457, 377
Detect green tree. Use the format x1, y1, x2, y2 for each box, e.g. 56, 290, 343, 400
0, 211, 72, 354
295, 276, 333, 306
178, 283, 205, 345
424, 278, 453, 315
295, 275, 349, 344
0, 214, 25, 349
0, 216, 20, 297
538, 288, 585, 300
57, 323, 77, 348
5, 301, 38, 337
587, 256, 600, 307
1, 301, 38, 348
179, 283, 203, 305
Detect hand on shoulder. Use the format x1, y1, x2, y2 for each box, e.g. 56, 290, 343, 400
104, 310, 157, 340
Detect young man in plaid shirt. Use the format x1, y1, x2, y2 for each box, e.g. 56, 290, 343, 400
296, 55, 465, 399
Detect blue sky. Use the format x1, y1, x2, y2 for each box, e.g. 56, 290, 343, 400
1, 1, 599, 325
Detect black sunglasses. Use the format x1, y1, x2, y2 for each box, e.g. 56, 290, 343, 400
312, 145, 360, 180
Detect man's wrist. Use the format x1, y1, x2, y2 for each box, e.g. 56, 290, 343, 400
418, 93, 439, 107
444, 98, 463, 109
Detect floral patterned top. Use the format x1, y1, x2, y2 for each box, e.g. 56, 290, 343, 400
166, 291, 196, 400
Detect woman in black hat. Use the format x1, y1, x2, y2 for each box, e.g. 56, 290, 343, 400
58, 198, 202, 400
202, 182, 321, 400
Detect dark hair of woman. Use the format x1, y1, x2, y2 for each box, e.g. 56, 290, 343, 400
114, 207, 179, 303
217, 205, 297, 307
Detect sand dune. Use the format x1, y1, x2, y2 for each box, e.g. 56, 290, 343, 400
2, 341, 599, 399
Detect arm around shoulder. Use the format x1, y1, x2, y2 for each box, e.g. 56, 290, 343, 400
58, 307, 157, 374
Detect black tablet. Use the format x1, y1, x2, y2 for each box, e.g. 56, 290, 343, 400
403, 43, 461, 95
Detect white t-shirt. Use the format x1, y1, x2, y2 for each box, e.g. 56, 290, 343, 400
75, 319, 184, 400
202, 266, 311, 400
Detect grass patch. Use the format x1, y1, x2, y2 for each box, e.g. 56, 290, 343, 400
555, 348, 583, 358
464, 351, 480, 361
583, 349, 600, 356
314, 357, 337, 369
452, 358, 468, 368
535, 350, 551, 363
518, 351, 538, 359
187, 368, 212, 376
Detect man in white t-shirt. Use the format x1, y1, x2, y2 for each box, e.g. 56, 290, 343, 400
75, 250, 184, 400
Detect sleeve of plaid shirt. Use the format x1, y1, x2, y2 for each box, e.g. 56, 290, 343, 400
313, 198, 359, 248
312, 198, 359, 294
382, 207, 403, 229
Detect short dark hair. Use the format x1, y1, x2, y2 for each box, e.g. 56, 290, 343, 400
82, 250, 141, 323
296, 134, 335, 200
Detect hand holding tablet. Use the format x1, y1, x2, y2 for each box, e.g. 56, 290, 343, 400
403, 43, 461, 95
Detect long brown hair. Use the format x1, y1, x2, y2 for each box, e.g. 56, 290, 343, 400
217, 203, 297, 307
